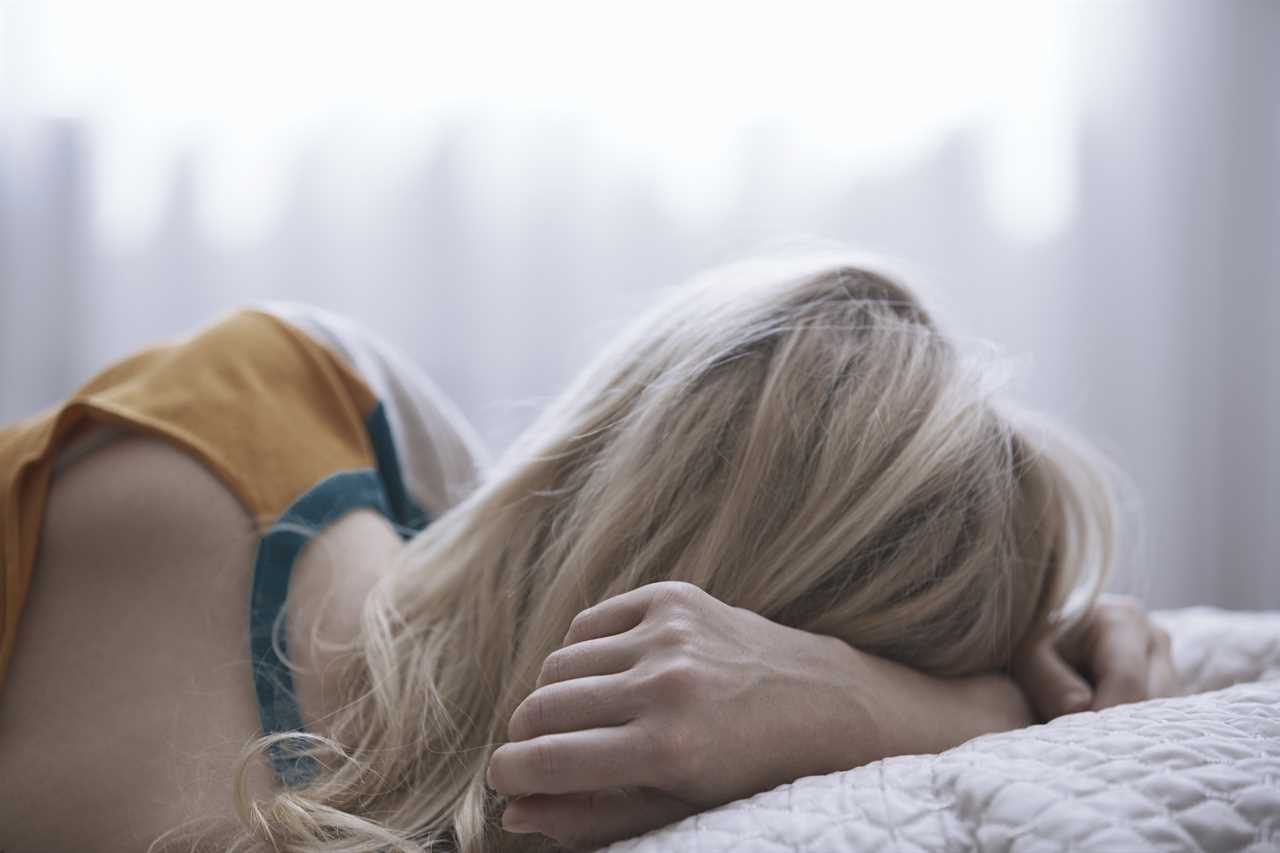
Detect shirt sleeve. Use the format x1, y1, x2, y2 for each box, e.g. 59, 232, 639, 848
254, 302, 491, 518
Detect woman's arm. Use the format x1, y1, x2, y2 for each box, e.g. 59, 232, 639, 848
849, 647, 1033, 759
487, 582, 1178, 850
851, 596, 1182, 758
486, 582, 1032, 849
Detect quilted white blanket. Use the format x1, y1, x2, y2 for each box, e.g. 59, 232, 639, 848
606, 608, 1280, 853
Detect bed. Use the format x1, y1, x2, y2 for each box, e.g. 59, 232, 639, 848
606, 607, 1280, 852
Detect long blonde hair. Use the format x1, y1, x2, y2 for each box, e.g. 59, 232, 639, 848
218, 253, 1115, 852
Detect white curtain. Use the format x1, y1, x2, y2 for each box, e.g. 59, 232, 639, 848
1, 1, 1276, 609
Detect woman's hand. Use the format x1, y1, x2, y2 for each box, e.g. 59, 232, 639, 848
1012, 593, 1182, 722
485, 581, 879, 849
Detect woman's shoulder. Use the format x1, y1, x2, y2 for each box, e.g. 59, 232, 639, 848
137, 301, 490, 522
256, 301, 491, 516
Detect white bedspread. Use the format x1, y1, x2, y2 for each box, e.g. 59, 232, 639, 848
606, 607, 1280, 853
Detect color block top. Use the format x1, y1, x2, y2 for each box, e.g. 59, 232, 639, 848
0, 304, 488, 784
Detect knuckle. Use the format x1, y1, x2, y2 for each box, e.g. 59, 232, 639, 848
533, 738, 558, 782
539, 649, 566, 686
532, 691, 551, 735
506, 709, 526, 743
653, 616, 697, 649
565, 608, 595, 643
626, 667, 661, 706
507, 700, 530, 743
654, 580, 703, 611
627, 658, 697, 707
660, 579, 701, 598
487, 747, 510, 792
508, 690, 549, 742
652, 657, 698, 700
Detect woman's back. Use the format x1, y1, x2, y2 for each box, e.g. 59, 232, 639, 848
0, 431, 272, 850
0, 433, 411, 851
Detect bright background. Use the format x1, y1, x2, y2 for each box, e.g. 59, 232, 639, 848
1, 1, 1276, 609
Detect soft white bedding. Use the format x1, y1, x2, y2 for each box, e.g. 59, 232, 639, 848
606, 607, 1280, 853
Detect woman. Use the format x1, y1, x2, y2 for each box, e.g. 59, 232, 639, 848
0, 254, 1177, 852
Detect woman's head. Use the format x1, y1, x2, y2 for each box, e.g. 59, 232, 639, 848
492, 252, 1113, 674
225, 253, 1116, 852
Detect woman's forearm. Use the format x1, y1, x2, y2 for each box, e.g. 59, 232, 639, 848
492, 586, 1041, 846
832, 640, 1035, 767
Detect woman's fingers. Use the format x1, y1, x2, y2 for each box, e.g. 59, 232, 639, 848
501, 788, 699, 849
562, 581, 704, 645
508, 673, 636, 742
1012, 638, 1094, 721
1019, 597, 1184, 722
1145, 625, 1181, 699
1089, 604, 1154, 710
536, 634, 641, 689
488, 725, 662, 797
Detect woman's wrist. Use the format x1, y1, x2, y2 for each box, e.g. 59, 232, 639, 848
829, 639, 1035, 767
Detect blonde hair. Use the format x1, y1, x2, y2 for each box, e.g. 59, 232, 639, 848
215, 253, 1115, 852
